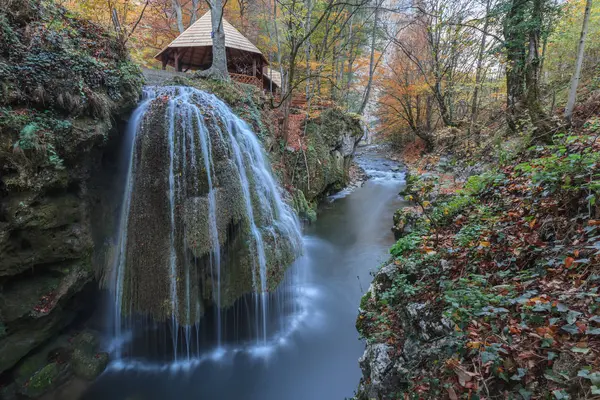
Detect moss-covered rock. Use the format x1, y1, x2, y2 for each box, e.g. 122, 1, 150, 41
0, 261, 92, 373
391, 208, 420, 239
71, 332, 107, 380
72, 349, 108, 381
21, 363, 60, 398
291, 188, 317, 223
113, 86, 300, 323
286, 108, 362, 202
0, 0, 142, 376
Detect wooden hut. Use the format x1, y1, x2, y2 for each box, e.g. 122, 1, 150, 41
155, 11, 280, 91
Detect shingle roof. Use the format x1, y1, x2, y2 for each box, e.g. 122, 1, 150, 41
155, 11, 265, 61
264, 67, 282, 88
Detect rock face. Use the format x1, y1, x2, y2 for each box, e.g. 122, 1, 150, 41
356, 262, 456, 399
287, 108, 363, 202
391, 208, 422, 239
0, 0, 142, 379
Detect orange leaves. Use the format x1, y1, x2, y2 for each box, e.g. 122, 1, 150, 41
526, 295, 550, 306
565, 256, 575, 268
509, 325, 522, 334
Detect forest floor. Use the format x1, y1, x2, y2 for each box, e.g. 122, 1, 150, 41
356, 117, 600, 399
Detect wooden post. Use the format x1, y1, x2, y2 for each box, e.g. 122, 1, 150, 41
174, 50, 181, 72
162, 53, 168, 70
253, 57, 257, 77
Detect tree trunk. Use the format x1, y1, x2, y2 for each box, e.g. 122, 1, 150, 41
273, 0, 286, 95
191, 0, 201, 24
196, 3, 229, 80
359, 0, 381, 115
526, 0, 552, 142
565, 0, 593, 123
426, 95, 433, 132
434, 80, 453, 126
469, 0, 491, 136
305, 0, 313, 101
283, 46, 299, 144
171, 0, 185, 33
504, 0, 528, 132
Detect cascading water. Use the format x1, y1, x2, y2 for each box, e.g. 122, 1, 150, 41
108, 86, 303, 362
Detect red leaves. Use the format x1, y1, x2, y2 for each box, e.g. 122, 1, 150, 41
32, 291, 57, 315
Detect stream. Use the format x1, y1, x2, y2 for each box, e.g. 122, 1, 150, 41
81, 146, 406, 400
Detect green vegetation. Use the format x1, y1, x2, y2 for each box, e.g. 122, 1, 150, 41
0, 0, 142, 175
357, 129, 600, 399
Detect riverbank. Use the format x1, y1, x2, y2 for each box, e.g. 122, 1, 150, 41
356, 127, 600, 399
75, 145, 403, 400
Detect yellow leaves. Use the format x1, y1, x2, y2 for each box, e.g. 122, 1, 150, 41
479, 241, 490, 247
466, 341, 482, 349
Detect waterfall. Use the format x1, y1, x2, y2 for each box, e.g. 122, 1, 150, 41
109, 86, 303, 361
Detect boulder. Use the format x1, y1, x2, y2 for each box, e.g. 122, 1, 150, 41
358, 343, 398, 399
392, 209, 420, 239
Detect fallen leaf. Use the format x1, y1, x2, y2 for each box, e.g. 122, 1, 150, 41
455, 367, 478, 387
565, 257, 575, 268
447, 387, 458, 400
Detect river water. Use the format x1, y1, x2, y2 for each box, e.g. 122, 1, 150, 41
81, 146, 405, 400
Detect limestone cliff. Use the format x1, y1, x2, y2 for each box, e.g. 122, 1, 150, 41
285, 109, 363, 221
289, 109, 363, 201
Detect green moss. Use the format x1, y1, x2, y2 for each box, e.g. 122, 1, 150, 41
292, 189, 317, 223
72, 349, 108, 380
360, 291, 372, 309
23, 363, 59, 398
287, 107, 362, 202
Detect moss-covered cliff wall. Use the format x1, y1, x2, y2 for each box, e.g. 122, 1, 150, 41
286, 109, 363, 201
0, 0, 142, 386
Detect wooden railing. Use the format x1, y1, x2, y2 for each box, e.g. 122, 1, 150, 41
230, 73, 262, 88
275, 94, 334, 111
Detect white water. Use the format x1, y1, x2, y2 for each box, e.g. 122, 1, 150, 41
109, 86, 303, 361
